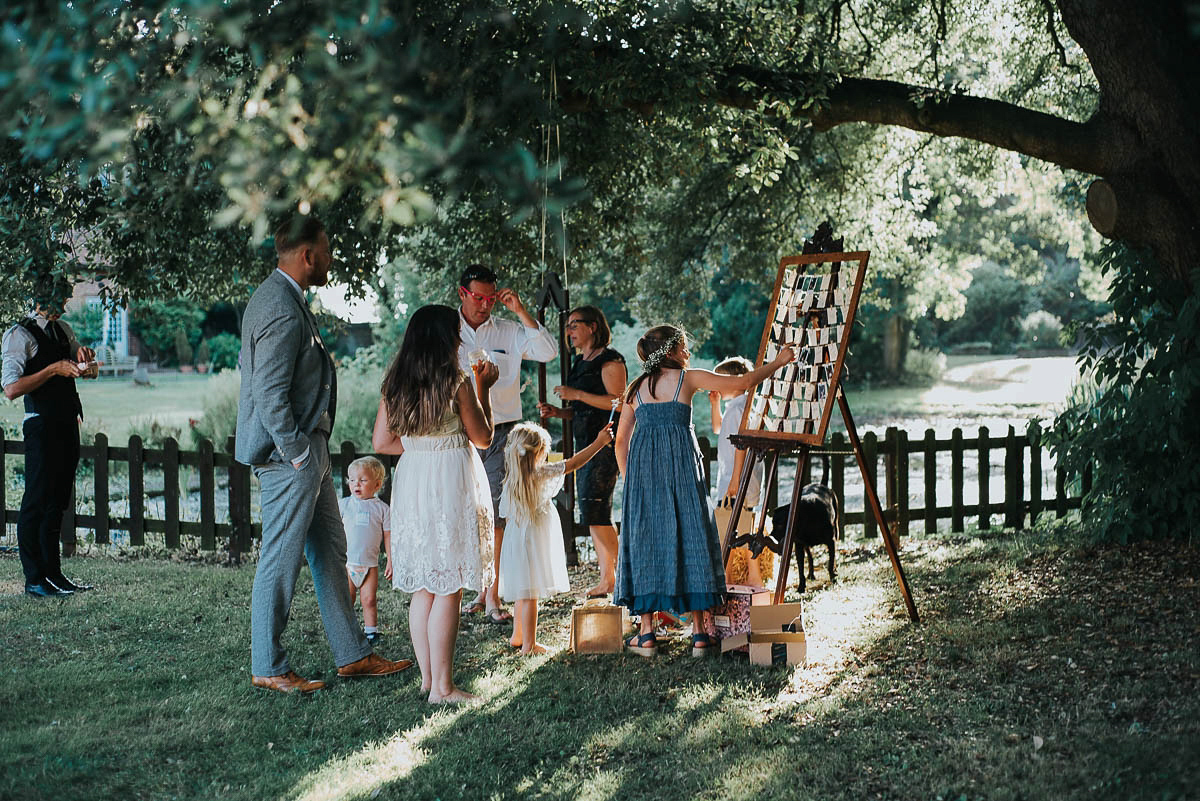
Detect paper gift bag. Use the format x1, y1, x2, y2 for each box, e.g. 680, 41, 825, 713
569, 601, 628, 654
712, 584, 772, 649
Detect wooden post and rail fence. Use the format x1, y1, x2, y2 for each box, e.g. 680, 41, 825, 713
0, 423, 1089, 561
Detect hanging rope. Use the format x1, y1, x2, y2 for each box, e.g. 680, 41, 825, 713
539, 63, 568, 289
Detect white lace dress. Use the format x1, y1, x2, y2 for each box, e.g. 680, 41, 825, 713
498, 461, 570, 601
390, 401, 494, 596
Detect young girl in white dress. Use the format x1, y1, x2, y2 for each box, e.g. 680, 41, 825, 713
499, 421, 614, 655
372, 304, 499, 704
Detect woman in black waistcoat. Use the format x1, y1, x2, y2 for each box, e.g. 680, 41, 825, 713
537, 305, 626, 598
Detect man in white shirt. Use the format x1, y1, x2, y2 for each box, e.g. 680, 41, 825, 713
2, 278, 97, 598
456, 264, 557, 622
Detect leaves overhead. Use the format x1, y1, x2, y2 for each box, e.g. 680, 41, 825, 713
0, 0, 1116, 332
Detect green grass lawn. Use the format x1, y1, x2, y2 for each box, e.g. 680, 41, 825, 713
0, 372, 221, 443
1, 524, 1196, 801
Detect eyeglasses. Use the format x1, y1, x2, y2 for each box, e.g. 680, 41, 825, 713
460, 286, 499, 304
565, 320, 594, 330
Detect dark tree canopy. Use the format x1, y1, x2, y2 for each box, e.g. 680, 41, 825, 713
0, 0, 1195, 322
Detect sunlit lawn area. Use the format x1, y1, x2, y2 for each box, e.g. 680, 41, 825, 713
0, 371, 219, 443
1, 523, 1196, 801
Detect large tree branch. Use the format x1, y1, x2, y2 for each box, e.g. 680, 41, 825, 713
564, 65, 1129, 179
721, 69, 1128, 179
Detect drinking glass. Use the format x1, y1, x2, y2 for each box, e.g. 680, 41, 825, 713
468, 348, 489, 371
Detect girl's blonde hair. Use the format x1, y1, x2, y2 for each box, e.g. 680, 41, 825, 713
347, 456, 386, 485
502, 422, 552, 517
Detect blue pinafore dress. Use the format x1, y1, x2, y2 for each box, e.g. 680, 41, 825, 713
614, 371, 726, 615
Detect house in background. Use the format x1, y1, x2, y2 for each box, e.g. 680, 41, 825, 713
67, 280, 132, 357
58, 229, 142, 369
65, 281, 140, 374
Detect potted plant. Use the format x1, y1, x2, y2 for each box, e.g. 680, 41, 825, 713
195, 339, 211, 374
175, 329, 194, 373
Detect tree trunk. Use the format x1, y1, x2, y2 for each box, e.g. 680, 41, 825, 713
882, 313, 911, 380
1060, 0, 1200, 287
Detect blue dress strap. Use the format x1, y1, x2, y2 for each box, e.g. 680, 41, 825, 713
671, 370, 686, 402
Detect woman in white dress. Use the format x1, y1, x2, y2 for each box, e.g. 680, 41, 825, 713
372, 304, 498, 704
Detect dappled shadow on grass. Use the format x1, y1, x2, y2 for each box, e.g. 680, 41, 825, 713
3, 530, 1196, 801
282, 531, 1200, 801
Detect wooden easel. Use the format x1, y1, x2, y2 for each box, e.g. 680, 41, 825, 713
718, 226, 920, 622
721, 389, 919, 621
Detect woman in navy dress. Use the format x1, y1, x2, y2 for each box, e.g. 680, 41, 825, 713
537, 306, 626, 597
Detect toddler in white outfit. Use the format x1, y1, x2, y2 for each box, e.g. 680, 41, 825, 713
708, 356, 773, 587
499, 421, 613, 655
340, 456, 392, 645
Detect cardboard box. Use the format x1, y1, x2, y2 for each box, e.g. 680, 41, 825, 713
722, 602, 806, 665
569, 600, 628, 654
747, 603, 806, 666
713, 584, 773, 646
748, 634, 806, 666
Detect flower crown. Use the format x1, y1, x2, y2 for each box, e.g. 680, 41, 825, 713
640, 330, 684, 372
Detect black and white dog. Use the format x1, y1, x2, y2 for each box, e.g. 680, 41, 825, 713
770, 467, 840, 593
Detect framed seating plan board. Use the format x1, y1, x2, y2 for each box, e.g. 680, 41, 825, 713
722, 239, 918, 622
740, 251, 869, 444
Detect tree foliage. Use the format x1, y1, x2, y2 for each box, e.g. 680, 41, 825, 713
2, 0, 1171, 321
2, 0, 1196, 543
0, 1, 578, 318
1046, 247, 1200, 543
128, 299, 205, 365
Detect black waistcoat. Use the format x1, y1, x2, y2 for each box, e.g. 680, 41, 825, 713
18, 319, 83, 419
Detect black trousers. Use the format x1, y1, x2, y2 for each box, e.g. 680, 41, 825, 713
17, 414, 80, 585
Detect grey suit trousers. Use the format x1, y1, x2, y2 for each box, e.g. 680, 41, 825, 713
250, 433, 370, 676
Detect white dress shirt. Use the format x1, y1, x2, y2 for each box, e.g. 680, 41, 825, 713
714, 392, 763, 506
457, 310, 557, 425
2, 313, 83, 420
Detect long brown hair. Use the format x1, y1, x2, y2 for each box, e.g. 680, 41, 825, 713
624, 324, 686, 403
381, 305, 463, 436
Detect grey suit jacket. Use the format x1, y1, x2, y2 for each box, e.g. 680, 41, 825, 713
235, 270, 336, 466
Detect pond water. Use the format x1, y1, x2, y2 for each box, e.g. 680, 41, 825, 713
724, 354, 1085, 537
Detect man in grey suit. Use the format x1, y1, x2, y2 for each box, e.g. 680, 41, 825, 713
236, 216, 410, 693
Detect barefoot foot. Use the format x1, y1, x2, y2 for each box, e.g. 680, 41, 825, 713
428, 687, 479, 704
508, 635, 523, 648
519, 642, 549, 655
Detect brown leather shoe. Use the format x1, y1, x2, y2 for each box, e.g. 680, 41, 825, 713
336, 652, 413, 678
251, 671, 326, 694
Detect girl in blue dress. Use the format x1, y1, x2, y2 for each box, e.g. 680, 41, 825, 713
614, 325, 793, 657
